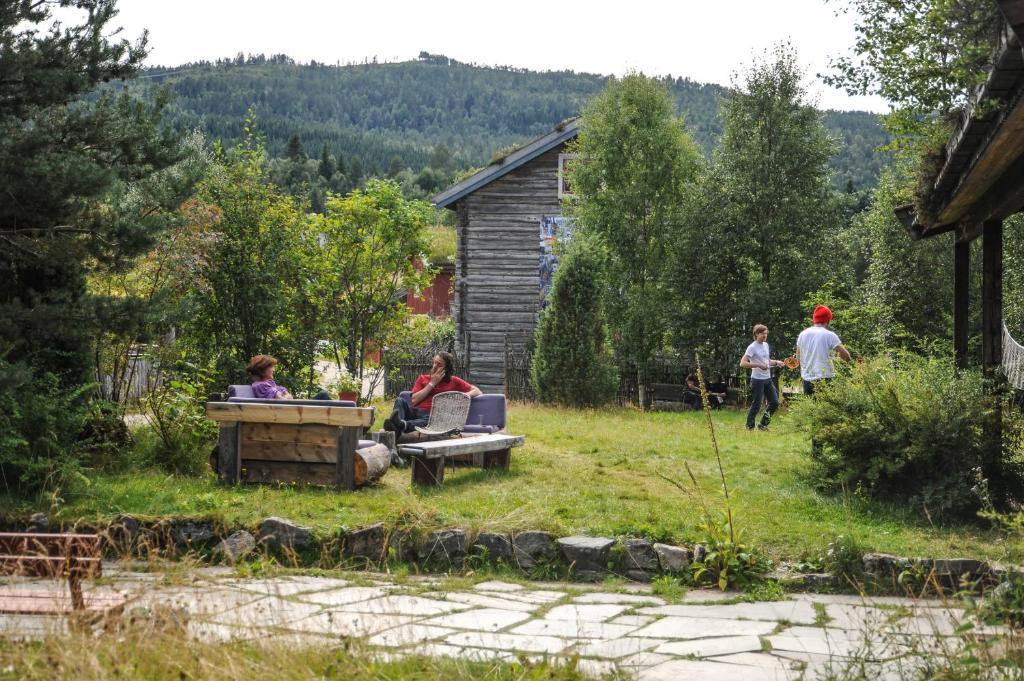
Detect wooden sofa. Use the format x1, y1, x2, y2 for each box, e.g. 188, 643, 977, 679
206, 386, 389, 489
392, 392, 525, 485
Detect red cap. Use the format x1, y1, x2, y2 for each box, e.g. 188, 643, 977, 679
812, 305, 833, 324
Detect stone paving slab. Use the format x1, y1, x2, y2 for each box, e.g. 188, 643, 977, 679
444, 630, 572, 654
638, 600, 817, 624
295, 586, 392, 607
471, 580, 524, 592
655, 635, 765, 657
207, 596, 323, 628
218, 576, 352, 596
571, 592, 666, 605
542, 603, 630, 622
423, 607, 532, 631
366, 623, 455, 647
633, 615, 779, 639
485, 589, 566, 604
425, 591, 538, 612
575, 636, 668, 659
509, 617, 640, 639
285, 610, 418, 637
330, 594, 470, 616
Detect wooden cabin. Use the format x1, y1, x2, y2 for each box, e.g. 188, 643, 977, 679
432, 118, 579, 393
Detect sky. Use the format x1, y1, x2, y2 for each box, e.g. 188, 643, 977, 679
107, 0, 888, 114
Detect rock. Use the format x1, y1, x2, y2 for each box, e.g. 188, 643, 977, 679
259, 517, 312, 551
170, 520, 216, 546
214, 531, 256, 564
619, 538, 659, 573
421, 529, 466, 566
558, 535, 615, 580
388, 529, 417, 562
863, 553, 913, 580
27, 512, 48, 533
693, 544, 707, 564
343, 523, 386, 561
512, 531, 555, 569
472, 532, 514, 562
107, 515, 141, 554
653, 543, 692, 574
624, 570, 656, 583
932, 558, 990, 585
801, 573, 836, 590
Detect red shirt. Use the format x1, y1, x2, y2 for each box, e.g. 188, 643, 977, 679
411, 374, 473, 412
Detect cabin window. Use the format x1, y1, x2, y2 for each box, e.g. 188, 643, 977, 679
558, 153, 579, 199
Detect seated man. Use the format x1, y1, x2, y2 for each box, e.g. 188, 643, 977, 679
682, 374, 725, 409
384, 351, 481, 436
247, 354, 330, 400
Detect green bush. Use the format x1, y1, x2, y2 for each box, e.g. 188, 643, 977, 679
0, 359, 93, 496
141, 362, 217, 475
532, 234, 618, 407
795, 353, 1024, 521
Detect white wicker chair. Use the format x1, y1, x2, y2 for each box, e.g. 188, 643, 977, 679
415, 391, 471, 437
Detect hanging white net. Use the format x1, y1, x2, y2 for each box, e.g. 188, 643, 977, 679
1002, 323, 1024, 389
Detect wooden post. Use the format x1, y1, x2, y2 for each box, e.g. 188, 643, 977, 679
954, 239, 970, 371
217, 423, 240, 484
982, 219, 1003, 377
337, 426, 358, 490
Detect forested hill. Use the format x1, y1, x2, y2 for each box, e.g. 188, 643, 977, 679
134, 53, 889, 190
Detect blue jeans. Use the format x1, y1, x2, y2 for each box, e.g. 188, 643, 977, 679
391, 396, 429, 433
747, 378, 779, 429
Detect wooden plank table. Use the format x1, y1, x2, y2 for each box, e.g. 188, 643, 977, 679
205, 402, 376, 490
398, 433, 525, 486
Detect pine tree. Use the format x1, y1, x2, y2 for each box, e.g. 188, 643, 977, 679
0, 0, 188, 386
318, 145, 336, 179
286, 133, 306, 161
532, 235, 618, 407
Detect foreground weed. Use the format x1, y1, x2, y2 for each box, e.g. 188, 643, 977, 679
650, 574, 687, 603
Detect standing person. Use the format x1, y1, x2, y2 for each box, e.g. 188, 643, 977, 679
740, 324, 784, 430
384, 351, 481, 437
796, 306, 852, 396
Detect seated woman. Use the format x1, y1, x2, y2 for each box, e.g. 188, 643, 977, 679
246, 354, 330, 400
384, 351, 481, 436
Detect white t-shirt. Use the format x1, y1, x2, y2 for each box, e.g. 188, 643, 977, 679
744, 341, 772, 380
797, 325, 842, 381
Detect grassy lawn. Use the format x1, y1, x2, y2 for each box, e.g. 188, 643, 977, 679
5, 403, 1021, 563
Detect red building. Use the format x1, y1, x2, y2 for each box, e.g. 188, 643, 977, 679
407, 260, 453, 318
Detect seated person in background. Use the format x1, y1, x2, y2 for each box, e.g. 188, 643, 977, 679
681, 374, 725, 409
384, 351, 481, 436
246, 354, 331, 400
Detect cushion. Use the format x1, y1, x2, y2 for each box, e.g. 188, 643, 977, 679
397, 391, 505, 430
226, 397, 357, 408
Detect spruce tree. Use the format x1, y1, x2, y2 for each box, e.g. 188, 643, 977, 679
0, 0, 188, 386
532, 235, 617, 407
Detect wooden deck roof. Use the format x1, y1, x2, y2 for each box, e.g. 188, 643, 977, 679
900, 2, 1024, 241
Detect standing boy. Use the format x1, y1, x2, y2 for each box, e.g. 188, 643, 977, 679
740, 324, 784, 430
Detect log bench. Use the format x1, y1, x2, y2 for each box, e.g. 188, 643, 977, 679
398, 433, 525, 486
206, 401, 389, 489
0, 532, 125, 616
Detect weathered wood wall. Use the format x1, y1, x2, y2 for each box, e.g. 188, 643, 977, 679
453, 146, 565, 393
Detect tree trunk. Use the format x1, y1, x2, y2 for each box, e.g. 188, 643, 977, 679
355, 443, 391, 486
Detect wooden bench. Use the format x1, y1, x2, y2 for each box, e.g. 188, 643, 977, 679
206, 401, 388, 489
398, 433, 526, 486
0, 532, 124, 615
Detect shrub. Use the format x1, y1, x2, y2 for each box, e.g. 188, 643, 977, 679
795, 353, 1024, 521
0, 359, 93, 496
141, 361, 217, 475
532, 234, 618, 407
